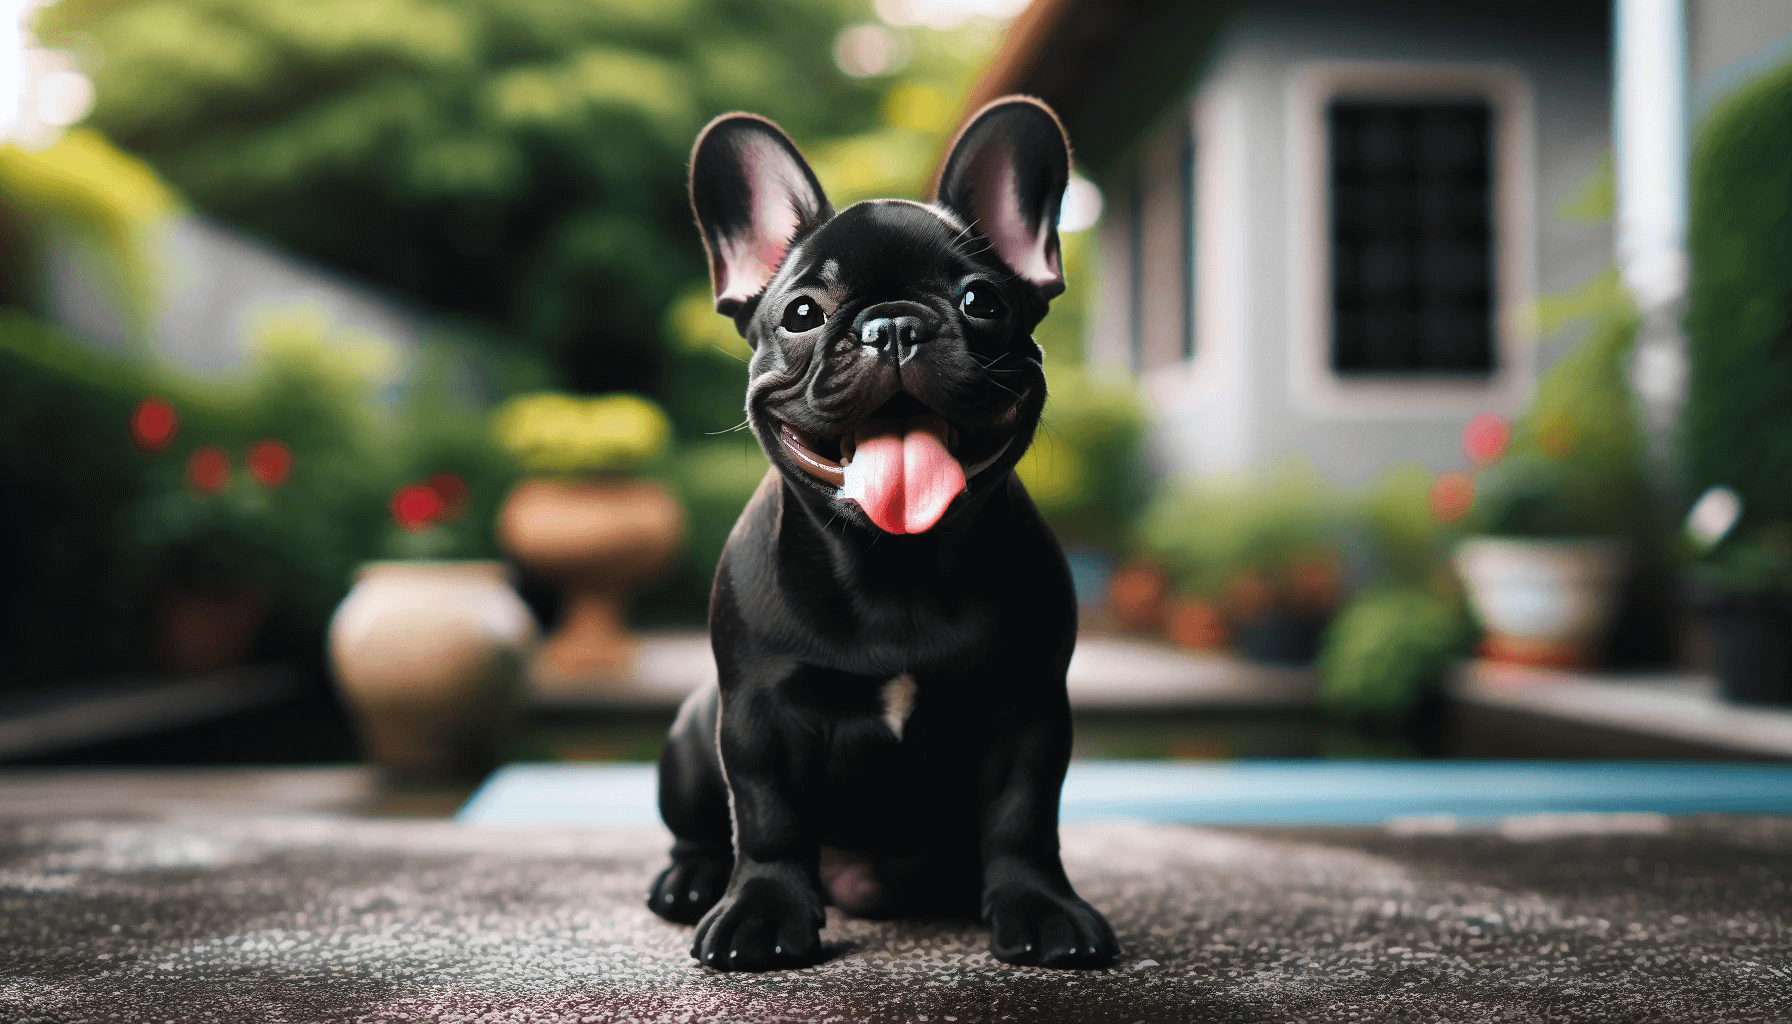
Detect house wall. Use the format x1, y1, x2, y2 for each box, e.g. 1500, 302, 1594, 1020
1687, 0, 1792, 114
1097, 0, 1613, 487
44, 213, 428, 370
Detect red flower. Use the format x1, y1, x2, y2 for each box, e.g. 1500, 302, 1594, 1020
247, 439, 293, 488
187, 446, 230, 494
131, 398, 179, 452
1462, 413, 1510, 466
391, 484, 445, 533
1429, 472, 1475, 524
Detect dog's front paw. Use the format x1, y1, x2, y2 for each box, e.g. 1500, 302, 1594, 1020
986, 886, 1119, 969
648, 852, 731, 925
691, 877, 825, 971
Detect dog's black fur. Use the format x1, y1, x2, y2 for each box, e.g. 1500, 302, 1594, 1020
648, 97, 1119, 973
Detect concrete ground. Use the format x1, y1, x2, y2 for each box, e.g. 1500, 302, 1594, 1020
3, 815, 1789, 1023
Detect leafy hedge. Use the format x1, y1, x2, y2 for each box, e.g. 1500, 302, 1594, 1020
1685, 60, 1792, 534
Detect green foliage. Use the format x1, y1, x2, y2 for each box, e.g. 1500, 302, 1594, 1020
635, 434, 769, 625
1695, 524, 1792, 604
1362, 463, 1448, 586
1470, 453, 1609, 538
38, 0, 884, 395
1137, 462, 1341, 597
1471, 272, 1651, 538
0, 308, 531, 682
1685, 59, 1792, 544
1318, 585, 1471, 717
1019, 366, 1151, 549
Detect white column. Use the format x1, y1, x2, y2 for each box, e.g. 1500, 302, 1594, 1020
1614, 0, 1690, 434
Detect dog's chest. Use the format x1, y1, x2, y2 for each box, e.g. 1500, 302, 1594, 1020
832, 583, 1003, 676
878, 673, 918, 739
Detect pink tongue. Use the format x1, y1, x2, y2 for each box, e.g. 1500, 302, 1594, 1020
842, 415, 966, 534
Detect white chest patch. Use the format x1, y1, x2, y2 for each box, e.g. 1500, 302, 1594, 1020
880, 674, 918, 740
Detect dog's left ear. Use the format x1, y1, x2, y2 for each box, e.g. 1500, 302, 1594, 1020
690, 113, 832, 323
933, 96, 1071, 299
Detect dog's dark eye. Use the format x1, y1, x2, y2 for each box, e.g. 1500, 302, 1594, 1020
961, 285, 1006, 320
780, 297, 826, 333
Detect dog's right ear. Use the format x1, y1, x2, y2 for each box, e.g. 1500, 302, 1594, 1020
690, 114, 832, 325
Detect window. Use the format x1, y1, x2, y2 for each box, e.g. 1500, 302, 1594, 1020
1328, 100, 1495, 375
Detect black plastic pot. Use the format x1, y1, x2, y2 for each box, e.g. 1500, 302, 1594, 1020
1707, 597, 1792, 706
1234, 607, 1331, 665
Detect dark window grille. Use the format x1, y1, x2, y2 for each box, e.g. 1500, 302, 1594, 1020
1128, 184, 1144, 374
1181, 128, 1197, 361
1328, 100, 1495, 375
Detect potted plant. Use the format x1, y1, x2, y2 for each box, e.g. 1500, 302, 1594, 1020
131, 434, 290, 674
1449, 277, 1652, 669
316, 336, 545, 782
1688, 522, 1792, 706
493, 391, 685, 685
1135, 463, 1345, 663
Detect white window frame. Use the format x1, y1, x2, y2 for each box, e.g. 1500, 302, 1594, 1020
1286, 62, 1536, 419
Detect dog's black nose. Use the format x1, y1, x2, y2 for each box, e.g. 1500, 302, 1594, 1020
860, 316, 923, 358
855, 302, 934, 365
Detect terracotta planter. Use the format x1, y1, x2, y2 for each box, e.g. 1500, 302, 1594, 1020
1454, 537, 1625, 668
156, 583, 268, 676
497, 477, 685, 685
328, 561, 537, 782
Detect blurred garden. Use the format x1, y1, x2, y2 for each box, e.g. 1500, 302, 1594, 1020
3, 0, 1791, 768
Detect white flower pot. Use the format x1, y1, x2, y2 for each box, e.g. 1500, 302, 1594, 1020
328, 561, 538, 781
1454, 537, 1626, 668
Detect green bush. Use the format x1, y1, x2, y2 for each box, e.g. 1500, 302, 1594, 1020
1137, 461, 1342, 598
1318, 585, 1472, 718
1361, 463, 1450, 586
635, 435, 769, 626
1017, 366, 1152, 550
1685, 59, 1792, 551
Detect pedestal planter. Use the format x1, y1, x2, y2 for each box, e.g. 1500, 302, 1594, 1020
328, 561, 537, 782
1454, 537, 1625, 668
497, 477, 685, 685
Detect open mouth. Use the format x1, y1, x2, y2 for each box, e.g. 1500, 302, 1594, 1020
775, 392, 1022, 534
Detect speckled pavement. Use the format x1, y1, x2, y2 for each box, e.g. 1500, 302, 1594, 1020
2, 817, 1789, 1023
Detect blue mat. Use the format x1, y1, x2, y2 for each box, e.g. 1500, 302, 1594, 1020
457, 760, 1792, 827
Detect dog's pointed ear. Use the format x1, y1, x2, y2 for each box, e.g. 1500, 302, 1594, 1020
690, 114, 832, 320
933, 96, 1070, 299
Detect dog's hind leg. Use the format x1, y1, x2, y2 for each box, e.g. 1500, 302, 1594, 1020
648, 685, 734, 924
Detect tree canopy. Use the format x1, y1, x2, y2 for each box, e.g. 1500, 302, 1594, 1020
38, 0, 886, 393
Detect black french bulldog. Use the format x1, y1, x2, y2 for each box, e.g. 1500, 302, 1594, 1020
648, 96, 1118, 973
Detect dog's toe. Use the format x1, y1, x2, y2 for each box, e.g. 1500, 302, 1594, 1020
987, 887, 1119, 969
691, 882, 824, 972
648, 854, 730, 924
